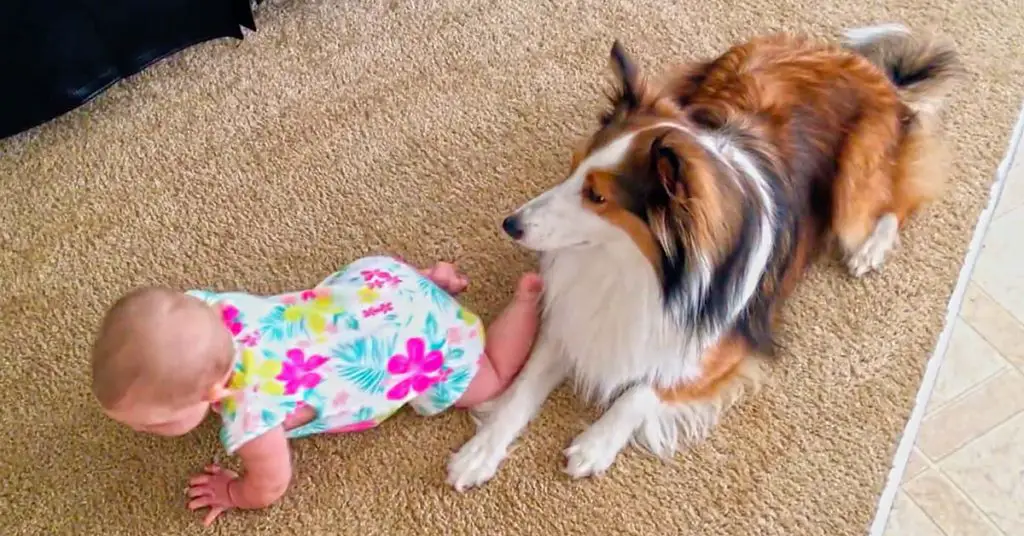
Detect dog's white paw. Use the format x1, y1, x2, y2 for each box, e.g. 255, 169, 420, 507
563, 426, 622, 479
446, 428, 509, 492
847, 213, 900, 278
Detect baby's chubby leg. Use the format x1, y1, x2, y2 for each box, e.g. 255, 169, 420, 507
455, 273, 543, 408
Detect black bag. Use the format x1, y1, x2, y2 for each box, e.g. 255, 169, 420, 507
0, 0, 259, 140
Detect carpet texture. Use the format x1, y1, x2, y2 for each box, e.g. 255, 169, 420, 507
2, 1, 1022, 534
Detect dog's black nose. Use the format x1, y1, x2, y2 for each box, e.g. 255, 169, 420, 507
502, 215, 524, 240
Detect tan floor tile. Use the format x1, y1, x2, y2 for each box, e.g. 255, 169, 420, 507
993, 152, 1024, 219
926, 318, 1008, 412
904, 447, 931, 482
940, 412, 1024, 535
884, 491, 946, 536
917, 369, 1024, 460
960, 282, 1024, 368
903, 468, 1003, 536
972, 206, 1024, 324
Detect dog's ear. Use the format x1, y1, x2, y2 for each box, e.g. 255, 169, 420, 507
610, 40, 639, 108
600, 40, 643, 126
651, 134, 687, 199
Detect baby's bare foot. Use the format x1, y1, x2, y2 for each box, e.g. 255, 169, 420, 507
420, 262, 469, 295
514, 272, 543, 302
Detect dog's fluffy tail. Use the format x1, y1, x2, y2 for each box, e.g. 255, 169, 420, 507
842, 23, 965, 118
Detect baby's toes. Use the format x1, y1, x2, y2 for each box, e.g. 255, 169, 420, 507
516, 273, 544, 297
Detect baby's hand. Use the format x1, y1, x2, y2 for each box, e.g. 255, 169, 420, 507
187, 464, 238, 526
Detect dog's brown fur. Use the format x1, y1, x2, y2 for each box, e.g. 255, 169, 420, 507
572, 29, 963, 407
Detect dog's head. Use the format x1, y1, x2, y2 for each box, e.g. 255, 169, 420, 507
503, 42, 742, 283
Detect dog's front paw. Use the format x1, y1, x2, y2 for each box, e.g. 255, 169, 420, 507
447, 428, 509, 492
563, 426, 623, 479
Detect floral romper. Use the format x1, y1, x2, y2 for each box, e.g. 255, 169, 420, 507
187, 256, 485, 455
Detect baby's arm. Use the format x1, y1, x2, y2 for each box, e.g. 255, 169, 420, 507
230, 426, 292, 508
187, 426, 292, 526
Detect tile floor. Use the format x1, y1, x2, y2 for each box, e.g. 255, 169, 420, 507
880, 129, 1024, 535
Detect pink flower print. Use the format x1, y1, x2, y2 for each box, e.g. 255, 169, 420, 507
221, 305, 243, 336
360, 269, 386, 282
300, 289, 328, 302
332, 391, 350, 409
385, 337, 444, 400
240, 331, 261, 347
362, 302, 394, 318
276, 349, 328, 395
446, 327, 463, 345
361, 269, 401, 289
280, 295, 298, 305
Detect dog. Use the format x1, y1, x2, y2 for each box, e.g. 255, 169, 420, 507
446, 23, 964, 491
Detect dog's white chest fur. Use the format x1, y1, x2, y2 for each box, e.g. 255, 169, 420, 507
539, 241, 703, 405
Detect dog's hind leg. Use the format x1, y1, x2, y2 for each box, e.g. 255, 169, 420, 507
835, 25, 962, 277
827, 81, 908, 278
832, 109, 947, 278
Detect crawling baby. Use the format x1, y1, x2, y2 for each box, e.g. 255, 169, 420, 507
90, 256, 542, 525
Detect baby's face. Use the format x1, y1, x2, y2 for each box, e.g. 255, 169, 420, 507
105, 397, 211, 437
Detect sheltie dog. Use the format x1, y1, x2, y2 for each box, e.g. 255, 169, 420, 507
447, 23, 964, 491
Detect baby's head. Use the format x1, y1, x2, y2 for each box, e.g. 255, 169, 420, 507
91, 287, 235, 436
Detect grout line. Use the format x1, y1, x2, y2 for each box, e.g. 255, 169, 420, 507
900, 488, 952, 536
930, 405, 1024, 464
972, 284, 1024, 331
915, 445, 941, 473
933, 463, 1013, 536
920, 346, 1011, 417
906, 464, 1010, 536
960, 285, 1024, 377
868, 98, 1024, 536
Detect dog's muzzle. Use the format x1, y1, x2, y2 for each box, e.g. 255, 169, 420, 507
501, 214, 524, 240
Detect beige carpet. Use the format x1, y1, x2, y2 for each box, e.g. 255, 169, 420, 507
2, 0, 1022, 534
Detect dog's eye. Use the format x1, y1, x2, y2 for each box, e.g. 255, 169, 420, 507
583, 185, 606, 204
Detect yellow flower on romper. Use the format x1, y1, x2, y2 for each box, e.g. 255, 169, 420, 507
232, 348, 285, 397
457, 308, 479, 327
357, 286, 380, 304
282, 294, 344, 335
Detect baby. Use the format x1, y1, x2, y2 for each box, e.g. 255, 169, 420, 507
90, 256, 542, 526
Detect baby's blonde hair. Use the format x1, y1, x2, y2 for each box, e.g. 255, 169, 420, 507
91, 287, 234, 409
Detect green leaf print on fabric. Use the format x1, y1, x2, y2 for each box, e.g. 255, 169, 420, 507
333, 312, 360, 331
258, 305, 305, 342
424, 312, 445, 351
416, 276, 454, 313
332, 333, 397, 395
354, 406, 375, 422
429, 366, 473, 410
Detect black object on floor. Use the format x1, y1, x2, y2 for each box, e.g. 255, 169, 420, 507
0, 0, 260, 140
